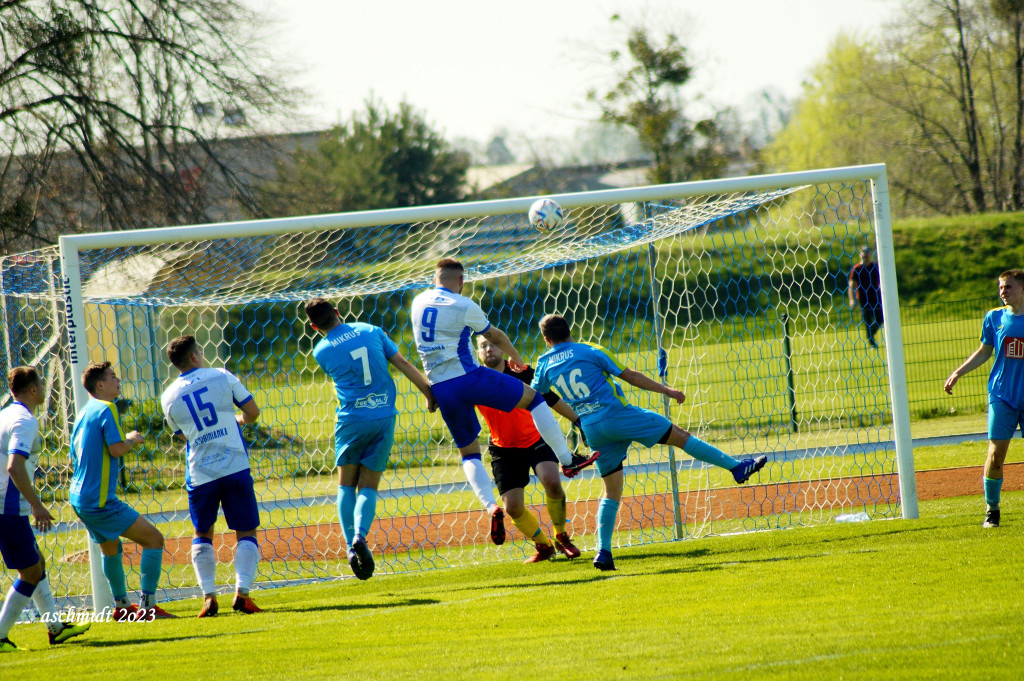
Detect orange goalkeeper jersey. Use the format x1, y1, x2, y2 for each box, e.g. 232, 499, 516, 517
476, 362, 542, 449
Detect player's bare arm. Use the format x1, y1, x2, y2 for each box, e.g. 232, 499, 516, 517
6, 453, 54, 531
618, 368, 686, 404
944, 343, 994, 394
481, 327, 525, 370
237, 399, 261, 426
388, 351, 438, 412
108, 430, 144, 458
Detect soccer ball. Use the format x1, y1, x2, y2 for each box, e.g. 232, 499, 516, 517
528, 198, 565, 232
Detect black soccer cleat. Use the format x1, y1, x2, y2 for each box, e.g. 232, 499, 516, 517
561, 451, 600, 479
982, 507, 1001, 528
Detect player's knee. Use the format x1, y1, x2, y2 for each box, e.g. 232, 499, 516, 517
20, 560, 45, 584
505, 497, 526, 518
143, 527, 165, 550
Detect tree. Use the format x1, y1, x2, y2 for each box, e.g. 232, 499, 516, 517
260, 99, 469, 217
587, 16, 728, 184
0, 0, 297, 254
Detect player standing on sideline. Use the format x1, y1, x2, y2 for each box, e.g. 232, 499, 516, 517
848, 246, 884, 349
476, 337, 583, 563
69, 361, 175, 619
161, 335, 263, 616
532, 314, 768, 571
944, 269, 1024, 529
410, 259, 598, 545
0, 367, 91, 651
305, 298, 436, 580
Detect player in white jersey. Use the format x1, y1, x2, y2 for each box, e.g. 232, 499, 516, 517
0, 367, 90, 651
161, 335, 263, 617
409, 258, 597, 544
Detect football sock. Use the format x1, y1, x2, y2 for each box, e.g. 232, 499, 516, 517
682, 435, 740, 470
984, 476, 1003, 509
0, 581, 35, 638
597, 498, 620, 552
234, 537, 259, 593
462, 456, 498, 510
140, 547, 163, 599
101, 542, 129, 601
191, 537, 217, 596
337, 485, 357, 547
140, 592, 156, 609
31, 576, 63, 634
355, 488, 379, 537
511, 509, 551, 545
528, 401, 573, 465
546, 494, 568, 535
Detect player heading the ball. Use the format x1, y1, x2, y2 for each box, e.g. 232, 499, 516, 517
532, 314, 768, 571
410, 258, 598, 545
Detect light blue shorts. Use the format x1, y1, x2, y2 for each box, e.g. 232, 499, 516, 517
582, 406, 673, 476
988, 397, 1024, 440
72, 498, 140, 544
335, 415, 396, 472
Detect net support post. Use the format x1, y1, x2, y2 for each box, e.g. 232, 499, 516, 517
870, 168, 919, 519
58, 237, 116, 611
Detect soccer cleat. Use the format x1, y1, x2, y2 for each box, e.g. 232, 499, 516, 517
347, 547, 366, 579
142, 605, 178, 620
561, 451, 600, 478
231, 593, 263, 614
48, 622, 90, 645
553, 532, 581, 559
983, 508, 1001, 528
490, 507, 506, 546
112, 603, 140, 621
731, 455, 768, 484
523, 542, 556, 564
198, 595, 219, 618
0, 637, 22, 652
352, 535, 375, 580
593, 549, 617, 571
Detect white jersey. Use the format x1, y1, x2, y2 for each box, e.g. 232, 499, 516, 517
410, 286, 492, 384
0, 402, 40, 516
160, 367, 254, 489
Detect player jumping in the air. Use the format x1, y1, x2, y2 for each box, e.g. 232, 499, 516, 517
410, 259, 598, 545
305, 298, 436, 579
944, 269, 1024, 529
161, 335, 264, 616
532, 314, 768, 571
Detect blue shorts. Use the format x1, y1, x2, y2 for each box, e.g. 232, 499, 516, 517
188, 469, 260, 533
432, 367, 525, 448
335, 416, 396, 471
0, 514, 41, 570
73, 498, 140, 544
582, 406, 673, 476
988, 397, 1024, 440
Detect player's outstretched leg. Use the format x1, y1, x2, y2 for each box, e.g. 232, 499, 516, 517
730, 455, 768, 484
673, 430, 768, 485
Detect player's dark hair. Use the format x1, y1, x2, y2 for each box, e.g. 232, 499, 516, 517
999, 269, 1024, 286
167, 335, 199, 370
436, 258, 463, 274
539, 314, 572, 343
304, 297, 338, 330
82, 361, 112, 395
8, 366, 41, 395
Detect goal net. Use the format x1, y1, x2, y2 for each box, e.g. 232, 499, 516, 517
0, 164, 914, 608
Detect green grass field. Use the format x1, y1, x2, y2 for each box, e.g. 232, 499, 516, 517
3, 492, 1020, 680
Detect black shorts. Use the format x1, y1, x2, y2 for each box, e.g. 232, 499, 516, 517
488, 438, 558, 495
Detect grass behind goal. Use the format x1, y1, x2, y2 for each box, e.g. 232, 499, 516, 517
3, 492, 1018, 681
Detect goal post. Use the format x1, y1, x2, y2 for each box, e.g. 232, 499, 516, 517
3, 162, 915, 610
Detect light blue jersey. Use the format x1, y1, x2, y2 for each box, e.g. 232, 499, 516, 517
531, 341, 629, 424
981, 306, 1024, 410
69, 399, 125, 509
313, 322, 400, 421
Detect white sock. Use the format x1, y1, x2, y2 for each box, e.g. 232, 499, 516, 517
529, 403, 573, 465
462, 457, 498, 510
31, 576, 63, 634
191, 541, 217, 596
234, 539, 260, 593
0, 587, 30, 639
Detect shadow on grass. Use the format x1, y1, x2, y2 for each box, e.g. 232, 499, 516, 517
79, 631, 240, 648
276, 597, 439, 614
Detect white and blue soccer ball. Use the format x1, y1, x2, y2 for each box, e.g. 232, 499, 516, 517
528, 198, 565, 232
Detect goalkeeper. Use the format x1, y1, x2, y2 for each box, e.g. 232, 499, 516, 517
475, 337, 584, 562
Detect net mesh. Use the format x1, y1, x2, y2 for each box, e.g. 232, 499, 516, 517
0, 178, 902, 604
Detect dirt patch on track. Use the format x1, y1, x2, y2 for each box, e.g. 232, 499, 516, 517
116, 462, 1023, 565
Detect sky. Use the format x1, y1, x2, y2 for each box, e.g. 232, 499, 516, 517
257, 0, 897, 143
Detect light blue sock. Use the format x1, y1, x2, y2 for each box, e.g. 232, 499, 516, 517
683, 435, 740, 470
140, 547, 163, 596
337, 485, 356, 546
597, 498, 620, 552
102, 543, 128, 601
984, 477, 1003, 508
355, 488, 379, 537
